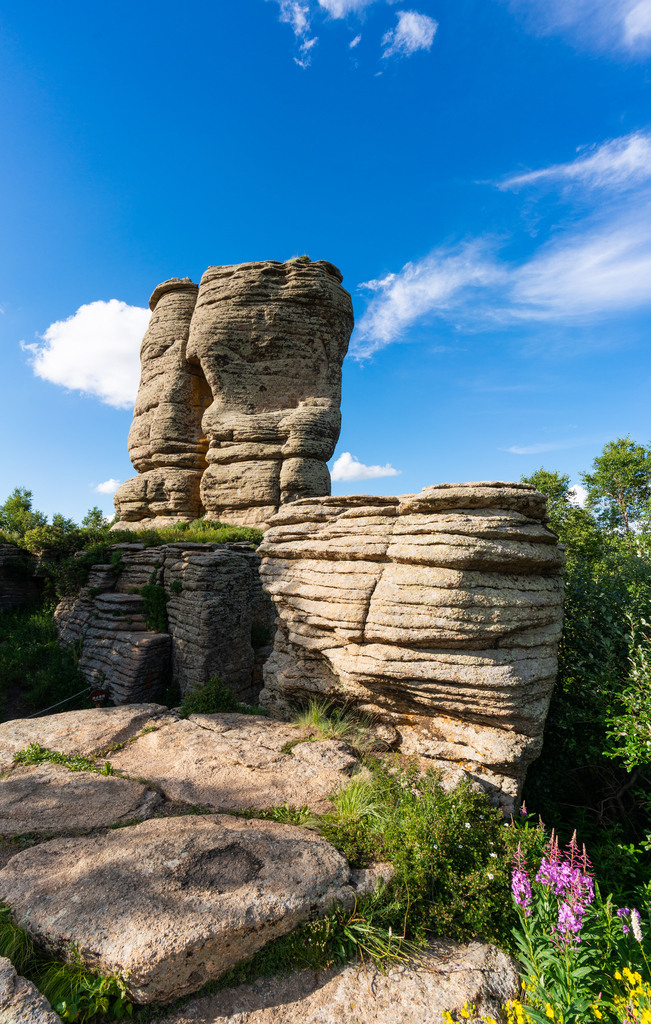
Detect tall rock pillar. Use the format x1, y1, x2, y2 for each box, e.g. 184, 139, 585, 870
113, 278, 211, 526
114, 260, 353, 530
186, 259, 353, 527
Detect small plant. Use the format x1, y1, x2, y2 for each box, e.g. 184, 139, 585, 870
13, 742, 113, 776
169, 579, 183, 595
326, 775, 386, 823
290, 698, 374, 750
178, 676, 266, 718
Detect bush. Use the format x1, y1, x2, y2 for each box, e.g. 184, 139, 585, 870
178, 676, 267, 718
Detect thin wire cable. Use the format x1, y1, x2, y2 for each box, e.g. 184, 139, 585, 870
26, 687, 92, 718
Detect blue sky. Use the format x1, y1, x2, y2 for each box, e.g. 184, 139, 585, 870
1, 0, 650, 520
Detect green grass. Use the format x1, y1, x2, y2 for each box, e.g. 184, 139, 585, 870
289, 698, 376, 753
0, 903, 132, 1021
12, 741, 114, 775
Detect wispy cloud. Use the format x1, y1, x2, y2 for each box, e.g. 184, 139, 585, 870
502, 0, 651, 54
318, 0, 377, 15
349, 33, 362, 46
353, 129, 651, 354
331, 452, 402, 480
500, 131, 651, 192
500, 438, 594, 454
23, 299, 149, 409
381, 10, 438, 57
94, 479, 121, 494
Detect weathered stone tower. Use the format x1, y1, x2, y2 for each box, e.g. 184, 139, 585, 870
113, 259, 354, 529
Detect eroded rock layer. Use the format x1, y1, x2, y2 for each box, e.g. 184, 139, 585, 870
258, 482, 565, 813
114, 260, 353, 528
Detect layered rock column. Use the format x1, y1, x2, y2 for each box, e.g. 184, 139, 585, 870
258, 482, 565, 813
114, 260, 353, 529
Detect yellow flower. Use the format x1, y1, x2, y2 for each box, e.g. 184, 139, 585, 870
615, 971, 623, 981
545, 1004, 554, 1020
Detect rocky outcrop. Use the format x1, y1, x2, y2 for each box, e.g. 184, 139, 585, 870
113, 260, 354, 530
258, 482, 565, 814
0, 815, 355, 1004
54, 541, 276, 704
0, 544, 41, 610
0, 957, 62, 1024
158, 940, 519, 1024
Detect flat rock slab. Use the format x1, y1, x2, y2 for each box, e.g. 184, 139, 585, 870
159, 940, 519, 1024
0, 815, 353, 1004
0, 956, 62, 1024
109, 713, 358, 814
0, 704, 176, 770
0, 762, 160, 837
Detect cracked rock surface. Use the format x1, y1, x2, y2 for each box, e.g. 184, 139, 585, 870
258, 482, 565, 814
0, 816, 354, 1004
157, 939, 519, 1024
108, 712, 359, 814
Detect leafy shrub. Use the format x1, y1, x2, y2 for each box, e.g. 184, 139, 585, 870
138, 582, 169, 633
178, 676, 267, 718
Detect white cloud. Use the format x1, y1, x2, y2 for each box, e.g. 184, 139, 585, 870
624, 0, 651, 43
354, 129, 651, 354
350, 33, 362, 46
277, 0, 311, 35
331, 452, 402, 481
381, 10, 438, 57
318, 0, 376, 15
23, 299, 149, 409
510, 207, 651, 319
568, 484, 588, 506
500, 131, 651, 192
503, 0, 651, 54
354, 240, 505, 354
94, 479, 121, 494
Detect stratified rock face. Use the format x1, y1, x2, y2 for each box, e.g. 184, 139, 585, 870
54, 541, 276, 703
114, 279, 208, 524
258, 482, 565, 814
0, 816, 354, 1004
114, 260, 353, 529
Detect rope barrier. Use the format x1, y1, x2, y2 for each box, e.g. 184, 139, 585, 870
26, 687, 92, 719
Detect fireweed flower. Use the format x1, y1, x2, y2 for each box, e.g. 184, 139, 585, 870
512, 844, 532, 915
617, 907, 632, 936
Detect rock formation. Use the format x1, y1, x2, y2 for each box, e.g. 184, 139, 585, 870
55, 540, 276, 703
258, 482, 565, 814
158, 940, 519, 1024
0, 957, 62, 1024
113, 260, 354, 529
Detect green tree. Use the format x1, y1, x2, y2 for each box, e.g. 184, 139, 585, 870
521, 467, 602, 556
581, 436, 651, 534
81, 507, 108, 529
0, 487, 47, 536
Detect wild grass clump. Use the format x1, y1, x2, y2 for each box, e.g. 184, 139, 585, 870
290, 698, 376, 753
0, 903, 132, 1021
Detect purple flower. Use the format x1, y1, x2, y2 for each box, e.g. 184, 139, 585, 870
558, 901, 584, 939
512, 868, 532, 914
